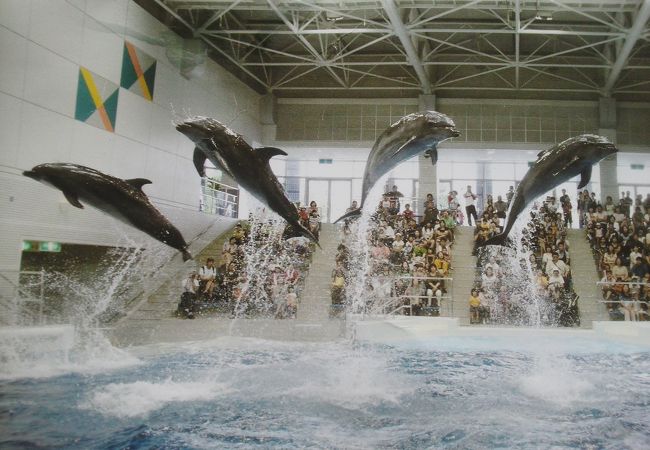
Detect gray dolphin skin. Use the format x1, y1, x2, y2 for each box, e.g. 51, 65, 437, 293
334, 111, 459, 223
23, 163, 193, 261
481, 134, 618, 247
175, 116, 319, 245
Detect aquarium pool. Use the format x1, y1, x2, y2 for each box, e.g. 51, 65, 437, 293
1, 330, 650, 449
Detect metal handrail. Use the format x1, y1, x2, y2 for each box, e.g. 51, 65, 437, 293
596, 281, 650, 286
0, 269, 46, 325
201, 178, 239, 218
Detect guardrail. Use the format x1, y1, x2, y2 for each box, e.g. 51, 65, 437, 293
0, 270, 46, 326
363, 274, 454, 317
201, 178, 239, 218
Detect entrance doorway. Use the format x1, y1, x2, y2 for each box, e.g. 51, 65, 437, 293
306, 179, 352, 223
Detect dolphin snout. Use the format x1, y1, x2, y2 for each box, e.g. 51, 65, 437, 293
23, 170, 39, 180
451, 129, 461, 138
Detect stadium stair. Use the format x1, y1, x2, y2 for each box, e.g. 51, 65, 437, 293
449, 226, 477, 325
297, 223, 341, 321
117, 224, 236, 322
566, 229, 608, 327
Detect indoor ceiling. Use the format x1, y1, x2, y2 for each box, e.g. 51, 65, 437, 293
139, 0, 650, 101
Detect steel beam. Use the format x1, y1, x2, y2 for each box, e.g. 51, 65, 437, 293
603, 0, 650, 94
267, 0, 347, 87
380, 0, 431, 93
152, 0, 270, 90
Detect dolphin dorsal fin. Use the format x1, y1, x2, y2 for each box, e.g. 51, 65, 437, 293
578, 165, 592, 189
193, 147, 207, 177
125, 178, 152, 191
255, 146, 288, 162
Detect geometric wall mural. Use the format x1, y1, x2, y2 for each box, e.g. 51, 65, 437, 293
121, 41, 156, 101
75, 67, 119, 133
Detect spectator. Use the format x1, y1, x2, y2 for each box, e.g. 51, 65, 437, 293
469, 288, 483, 324
177, 271, 199, 319
494, 195, 507, 223
464, 185, 479, 226
506, 186, 515, 205
199, 258, 218, 299
331, 268, 346, 304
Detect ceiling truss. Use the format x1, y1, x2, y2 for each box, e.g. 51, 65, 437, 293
144, 0, 650, 100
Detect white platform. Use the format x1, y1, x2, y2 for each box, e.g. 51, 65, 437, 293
351, 316, 650, 349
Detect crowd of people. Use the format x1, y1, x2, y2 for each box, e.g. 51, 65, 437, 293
177, 203, 322, 319
469, 188, 579, 326
331, 186, 457, 316
584, 190, 650, 321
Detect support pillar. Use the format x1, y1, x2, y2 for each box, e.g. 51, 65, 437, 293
259, 93, 277, 144
418, 94, 437, 212
598, 97, 618, 202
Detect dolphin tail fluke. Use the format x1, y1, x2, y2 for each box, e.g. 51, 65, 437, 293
480, 233, 509, 248
182, 249, 193, 262
333, 208, 362, 224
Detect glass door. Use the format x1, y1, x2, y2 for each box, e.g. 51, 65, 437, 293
330, 180, 352, 223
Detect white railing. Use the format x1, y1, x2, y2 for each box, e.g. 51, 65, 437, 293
364, 275, 454, 317
0, 270, 46, 326
201, 178, 239, 218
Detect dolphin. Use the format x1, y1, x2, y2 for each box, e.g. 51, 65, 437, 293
334, 111, 459, 223
481, 134, 618, 247
23, 163, 193, 261
175, 116, 319, 245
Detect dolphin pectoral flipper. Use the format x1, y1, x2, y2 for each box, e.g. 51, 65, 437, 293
424, 146, 439, 165
125, 178, 152, 191
63, 191, 84, 209
255, 146, 288, 161
193, 147, 208, 177
578, 165, 592, 189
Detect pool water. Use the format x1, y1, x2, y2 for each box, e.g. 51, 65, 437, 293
1, 334, 650, 449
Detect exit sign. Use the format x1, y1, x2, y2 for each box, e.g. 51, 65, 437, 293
631, 164, 644, 170
22, 241, 62, 252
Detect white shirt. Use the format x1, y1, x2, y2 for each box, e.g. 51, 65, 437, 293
199, 265, 217, 279
181, 277, 199, 293
464, 191, 476, 206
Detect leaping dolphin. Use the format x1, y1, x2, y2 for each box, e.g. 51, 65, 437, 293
175, 116, 319, 246
334, 111, 459, 223
23, 163, 193, 261
481, 134, 618, 247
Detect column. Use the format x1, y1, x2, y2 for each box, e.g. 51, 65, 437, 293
418, 94, 437, 212
259, 93, 277, 144
598, 97, 618, 202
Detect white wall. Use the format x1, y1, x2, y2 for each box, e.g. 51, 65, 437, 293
0, 0, 261, 271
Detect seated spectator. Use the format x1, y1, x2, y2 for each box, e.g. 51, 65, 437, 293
331, 269, 346, 304
547, 269, 565, 301
403, 203, 414, 220
433, 251, 450, 275
619, 284, 637, 321
425, 267, 443, 308
481, 266, 499, 291
484, 255, 501, 276
611, 257, 630, 281
199, 258, 218, 299
177, 271, 199, 318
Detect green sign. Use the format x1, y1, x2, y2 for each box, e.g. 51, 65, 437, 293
22, 241, 62, 252
39, 242, 61, 252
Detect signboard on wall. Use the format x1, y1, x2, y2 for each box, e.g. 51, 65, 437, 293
22, 241, 62, 253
